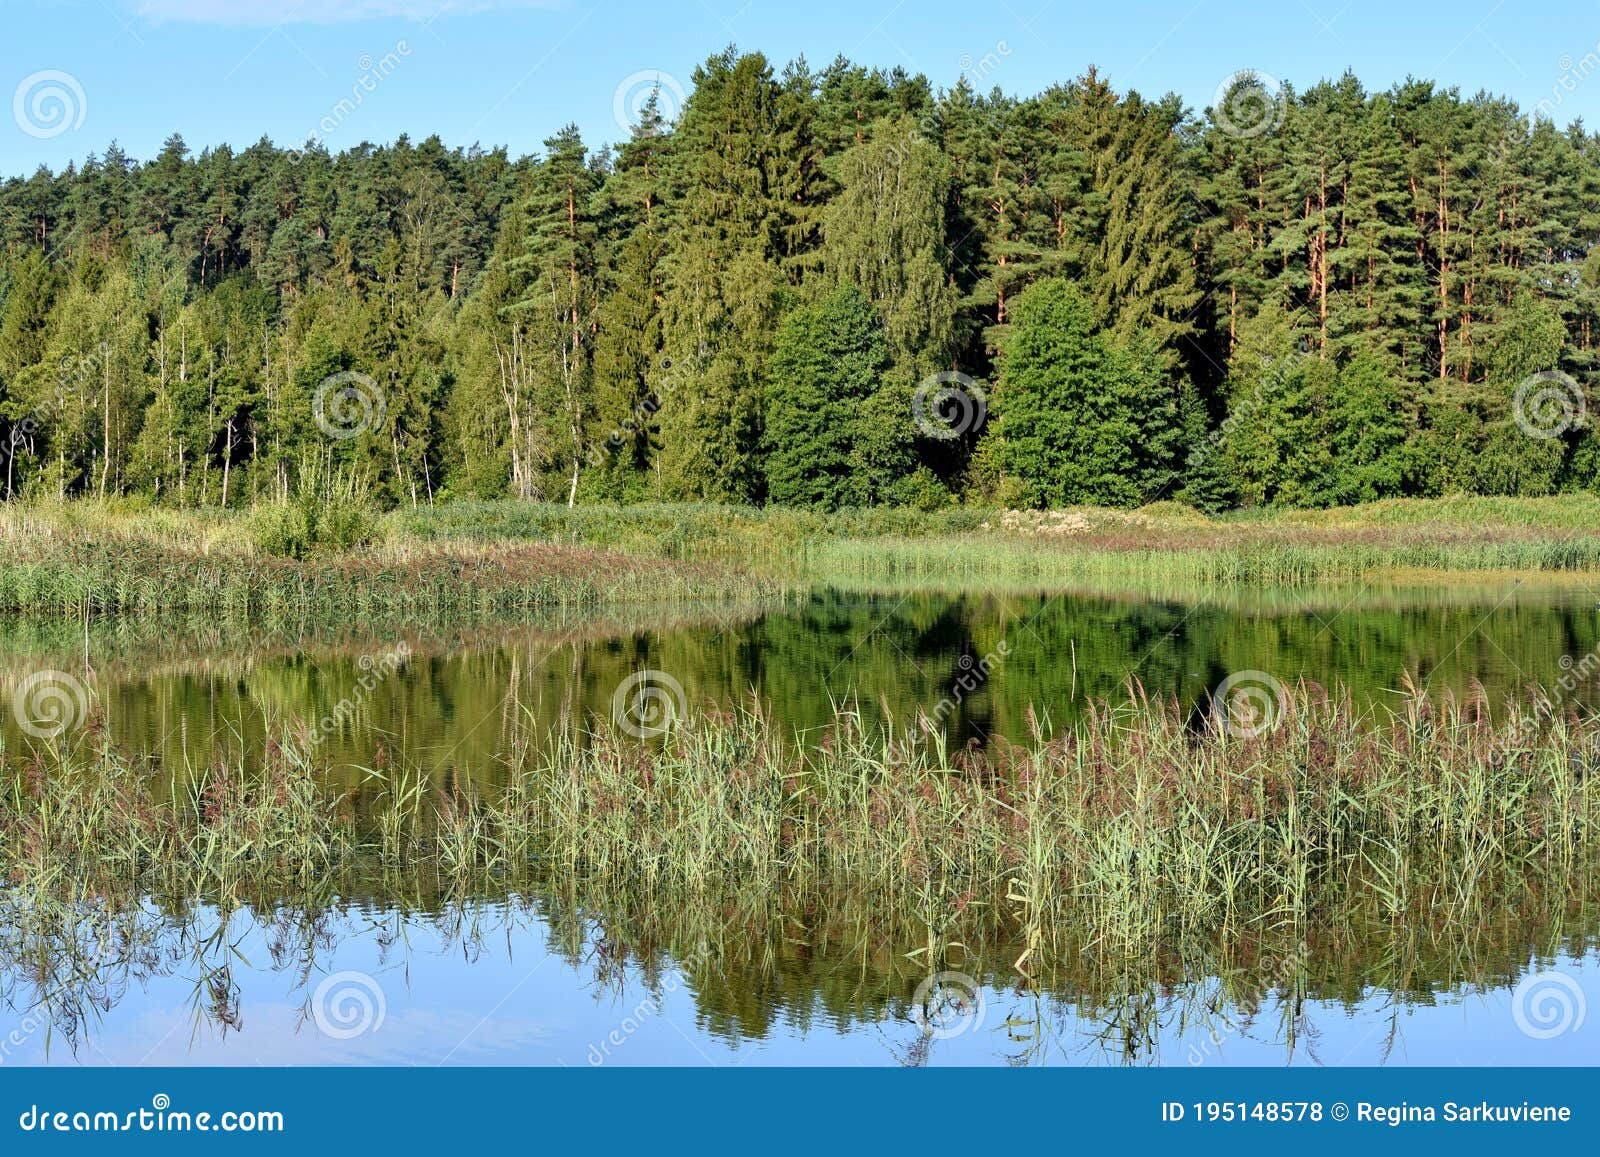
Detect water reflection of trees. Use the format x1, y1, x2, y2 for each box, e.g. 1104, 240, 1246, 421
3, 861, 1594, 1066
5, 589, 1597, 794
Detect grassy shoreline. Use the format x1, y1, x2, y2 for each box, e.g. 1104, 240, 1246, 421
809, 535, 1600, 588
5, 494, 1600, 619
0, 500, 784, 617
8, 499, 1598, 1059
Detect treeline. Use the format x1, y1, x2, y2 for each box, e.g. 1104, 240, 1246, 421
2, 47, 1599, 511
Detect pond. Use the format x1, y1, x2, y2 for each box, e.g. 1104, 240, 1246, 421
2, 581, 1599, 1066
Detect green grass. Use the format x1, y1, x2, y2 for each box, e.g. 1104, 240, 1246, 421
0, 499, 784, 617
810, 533, 1600, 586
386, 499, 992, 568
383, 495, 1600, 587
6, 494, 1600, 620
808, 497, 1600, 586
1255, 493, 1600, 531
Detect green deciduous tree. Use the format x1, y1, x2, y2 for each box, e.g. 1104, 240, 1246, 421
763, 285, 911, 507
994, 278, 1178, 507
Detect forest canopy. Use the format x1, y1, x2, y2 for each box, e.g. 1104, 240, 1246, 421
2, 48, 1598, 512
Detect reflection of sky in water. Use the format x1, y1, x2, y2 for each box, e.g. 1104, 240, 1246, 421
3, 906, 1595, 1068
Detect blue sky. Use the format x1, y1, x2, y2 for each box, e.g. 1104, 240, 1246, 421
4, 0, 1599, 174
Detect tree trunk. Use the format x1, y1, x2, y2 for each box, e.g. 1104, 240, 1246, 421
221, 417, 233, 508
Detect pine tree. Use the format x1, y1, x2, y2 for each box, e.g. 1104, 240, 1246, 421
655, 49, 792, 502
0, 54, 1597, 511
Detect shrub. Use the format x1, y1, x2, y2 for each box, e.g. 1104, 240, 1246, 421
251, 456, 382, 558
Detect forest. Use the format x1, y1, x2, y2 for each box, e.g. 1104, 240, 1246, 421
2, 46, 1599, 513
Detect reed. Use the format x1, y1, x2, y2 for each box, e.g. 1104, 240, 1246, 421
808, 526, 1600, 586
0, 535, 778, 617
7, 680, 1598, 1063
7, 495, 1600, 620
6, 682, 1596, 946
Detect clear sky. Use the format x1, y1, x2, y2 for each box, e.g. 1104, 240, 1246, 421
4, 0, 1600, 174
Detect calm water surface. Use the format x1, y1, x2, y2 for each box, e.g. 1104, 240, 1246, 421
2, 898, 1595, 1067
3, 581, 1599, 1066
8, 582, 1600, 774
